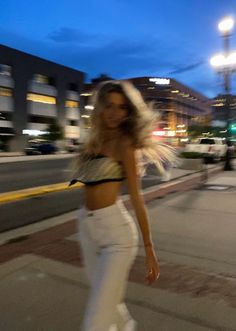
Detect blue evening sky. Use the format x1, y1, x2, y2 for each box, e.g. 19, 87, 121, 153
0, 0, 236, 98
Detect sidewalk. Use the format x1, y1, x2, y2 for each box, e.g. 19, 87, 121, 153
0, 152, 73, 164
0, 166, 235, 330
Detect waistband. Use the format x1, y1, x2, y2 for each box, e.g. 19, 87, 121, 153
81, 199, 125, 217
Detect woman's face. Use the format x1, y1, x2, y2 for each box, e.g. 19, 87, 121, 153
100, 92, 130, 129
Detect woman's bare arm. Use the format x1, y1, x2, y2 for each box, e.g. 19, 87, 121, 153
120, 139, 153, 247
120, 138, 160, 284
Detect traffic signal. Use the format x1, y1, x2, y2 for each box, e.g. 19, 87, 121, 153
230, 124, 236, 132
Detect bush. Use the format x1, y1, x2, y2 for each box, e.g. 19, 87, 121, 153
180, 152, 205, 159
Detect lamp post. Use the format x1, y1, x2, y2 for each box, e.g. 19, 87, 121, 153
210, 16, 236, 170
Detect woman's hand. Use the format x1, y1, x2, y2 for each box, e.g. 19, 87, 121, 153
145, 246, 160, 285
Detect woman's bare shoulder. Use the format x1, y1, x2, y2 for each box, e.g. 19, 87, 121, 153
116, 136, 135, 162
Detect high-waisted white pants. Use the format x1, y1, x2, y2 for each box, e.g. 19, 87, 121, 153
77, 199, 139, 331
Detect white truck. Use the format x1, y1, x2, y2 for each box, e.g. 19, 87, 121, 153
184, 137, 227, 162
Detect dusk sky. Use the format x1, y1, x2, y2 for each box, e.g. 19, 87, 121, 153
1, 0, 236, 98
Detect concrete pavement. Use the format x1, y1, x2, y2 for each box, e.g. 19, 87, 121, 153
0, 166, 236, 330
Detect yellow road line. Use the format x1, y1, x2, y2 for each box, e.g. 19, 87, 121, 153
0, 182, 84, 205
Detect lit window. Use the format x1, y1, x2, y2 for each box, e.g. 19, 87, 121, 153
0, 87, 12, 97
33, 74, 49, 84
27, 93, 56, 104
0, 64, 12, 76
213, 103, 224, 107
65, 100, 79, 108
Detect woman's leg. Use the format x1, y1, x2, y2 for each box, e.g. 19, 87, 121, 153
79, 222, 135, 330
81, 245, 137, 331
77, 211, 99, 285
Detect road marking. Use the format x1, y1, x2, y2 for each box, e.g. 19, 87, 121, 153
0, 182, 84, 205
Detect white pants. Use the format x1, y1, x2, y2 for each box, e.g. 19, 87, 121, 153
77, 199, 139, 331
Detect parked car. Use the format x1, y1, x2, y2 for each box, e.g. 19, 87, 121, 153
184, 137, 227, 163
24, 140, 57, 155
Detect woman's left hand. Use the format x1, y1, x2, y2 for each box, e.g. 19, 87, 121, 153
145, 246, 160, 285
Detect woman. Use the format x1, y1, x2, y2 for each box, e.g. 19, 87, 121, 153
70, 81, 175, 331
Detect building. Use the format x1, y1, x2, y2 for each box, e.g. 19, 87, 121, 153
81, 76, 212, 145
211, 94, 236, 127
0, 44, 84, 152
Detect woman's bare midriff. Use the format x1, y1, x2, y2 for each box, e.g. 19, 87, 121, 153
85, 181, 123, 210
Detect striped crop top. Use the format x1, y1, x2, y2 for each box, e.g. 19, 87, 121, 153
69, 154, 126, 186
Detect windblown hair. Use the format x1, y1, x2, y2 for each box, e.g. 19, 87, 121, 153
73, 80, 176, 177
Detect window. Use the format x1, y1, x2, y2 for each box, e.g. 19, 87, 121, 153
0, 64, 12, 76
27, 93, 56, 104
66, 100, 79, 108
0, 111, 12, 121
0, 87, 12, 97
68, 83, 78, 91
33, 74, 49, 84
200, 138, 215, 145
28, 115, 54, 124
68, 119, 78, 126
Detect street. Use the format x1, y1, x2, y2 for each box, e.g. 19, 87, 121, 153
0, 155, 188, 232
0, 155, 74, 193
0, 155, 170, 194
0, 171, 235, 330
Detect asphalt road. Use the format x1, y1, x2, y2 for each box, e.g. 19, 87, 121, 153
0, 158, 164, 232
0, 156, 163, 193
0, 156, 74, 193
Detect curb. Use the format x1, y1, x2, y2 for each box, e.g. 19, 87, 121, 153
0, 164, 220, 205
0, 182, 84, 205
0, 165, 222, 246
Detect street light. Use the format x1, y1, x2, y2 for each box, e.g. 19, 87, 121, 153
210, 16, 236, 170
218, 17, 234, 35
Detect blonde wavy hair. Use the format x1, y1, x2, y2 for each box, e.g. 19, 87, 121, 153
72, 80, 176, 177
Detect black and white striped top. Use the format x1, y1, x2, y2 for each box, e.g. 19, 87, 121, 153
69, 154, 126, 186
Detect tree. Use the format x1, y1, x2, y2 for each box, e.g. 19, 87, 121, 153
45, 118, 64, 141
187, 125, 229, 139
91, 73, 113, 83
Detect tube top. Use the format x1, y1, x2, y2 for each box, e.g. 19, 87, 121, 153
69, 154, 126, 186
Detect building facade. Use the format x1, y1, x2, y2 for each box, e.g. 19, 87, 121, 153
211, 94, 236, 126
82, 76, 212, 145
0, 44, 84, 152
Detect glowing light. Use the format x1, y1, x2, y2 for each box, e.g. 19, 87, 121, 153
176, 129, 187, 133
0, 87, 12, 97
66, 100, 79, 108
27, 93, 56, 104
80, 93, 92, 96
153, 131, 166, 136
218, 17, 234, 34
177, 124, 186, 128
210, 52, 236, 68
167, 131, 175, 136
213, 103, 224, 107
82, 115, 90, 118
171, 90, 179, 93
149, 78, 170, 85
85, 105, 94, 110
22, 129, 48, 136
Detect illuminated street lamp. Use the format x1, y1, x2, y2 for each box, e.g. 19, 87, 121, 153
218, 17, 234, 35
210, 16, 236, 170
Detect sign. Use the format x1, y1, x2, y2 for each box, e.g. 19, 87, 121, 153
149, 78, 170, 85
